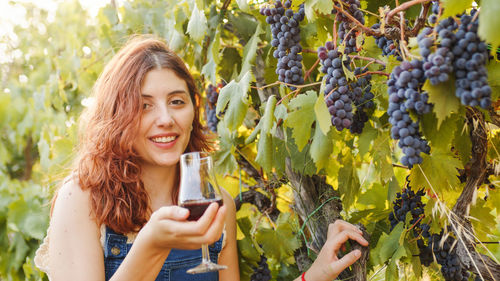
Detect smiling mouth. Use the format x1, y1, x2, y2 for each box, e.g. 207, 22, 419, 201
151, 136, 177, 143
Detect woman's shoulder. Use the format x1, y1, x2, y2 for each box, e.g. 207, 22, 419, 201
55, 175, 91, 208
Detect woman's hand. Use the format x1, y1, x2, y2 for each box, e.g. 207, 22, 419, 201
137, 202, 227, 254
301, 220, 369, 281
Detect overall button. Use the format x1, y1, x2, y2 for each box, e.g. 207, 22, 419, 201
111, 246, 121, 256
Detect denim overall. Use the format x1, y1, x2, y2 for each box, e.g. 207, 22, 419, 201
103, 226, 223, 281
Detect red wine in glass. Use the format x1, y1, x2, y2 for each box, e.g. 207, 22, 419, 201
178, 151, 227, 274
180, 198, 223, 221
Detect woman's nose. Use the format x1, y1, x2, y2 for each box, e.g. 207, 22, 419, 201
155, 106, 175, 127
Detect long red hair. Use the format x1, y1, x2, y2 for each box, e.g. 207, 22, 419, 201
75, 35, 210, 234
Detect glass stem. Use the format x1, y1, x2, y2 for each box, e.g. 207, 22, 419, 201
202, 243, 211, 263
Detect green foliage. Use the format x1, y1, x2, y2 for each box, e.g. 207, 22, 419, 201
1, 0, 499, 280
479, 0, 500, 51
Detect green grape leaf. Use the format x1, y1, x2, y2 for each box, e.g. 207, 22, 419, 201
217, 71, 253, 131
423, 79, 460, 130
310, 125, 334, 172
255, 132, 273, 173
201, 58, 217, 86
409, 148, 463, 193
227, 12, 258, 43
236, 0, 250, 13
256, 213, 301, 261
358, 123, 377, 157
287, 129, 317, 176
187, 4, 207, 43
8, 197, 48, 240
314, 93, 331, 135
371, 223, 404, 264
372, 132, 394, 184
338, 154, 360, 209
421, 112, 460, 152
486, 59, 500, 101
236, 217, 262, 263
441, 0, 473, 18
479, 0, 500, 51
386, 242, 409, 281
272, 137, 288, 177
388, 176, 401, 203
286, 91, 317, 151
357, 182, 388, 210
304, 0, 334, 22
201, 29, 221, 85
469, 200, 497, 242
452, 116, 472, 166
240, 23, 262, 79
261, 95, 277, 135
214, 121, 238, 175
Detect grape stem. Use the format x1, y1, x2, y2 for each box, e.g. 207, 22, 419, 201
333, 13, 338, 48
386, 0, 432, 25
393, 163, 410, 169
348, 55, 386, 66
274, 81, 323, 106
357, 71, 390, 78
304, 58, 321, 82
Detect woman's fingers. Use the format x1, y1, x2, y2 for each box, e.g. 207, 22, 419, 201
153, 205, 189, 221
330, 230, 368, 253
155, 203, 226, 241
199, 205, 227, 242
328, 220, 363, 239
330, 250, 362, 276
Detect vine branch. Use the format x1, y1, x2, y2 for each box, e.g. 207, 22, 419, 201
332, 5, 379, 36
451, 107, 500, 281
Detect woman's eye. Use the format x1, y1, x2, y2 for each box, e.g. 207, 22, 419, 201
171, 99, 185, 105
143, 103, 152, 109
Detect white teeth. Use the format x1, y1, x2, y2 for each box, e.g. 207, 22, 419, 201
151, 136, 176, 143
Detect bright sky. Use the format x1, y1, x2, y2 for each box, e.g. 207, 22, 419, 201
0, 0, 108, 37
0, 0, 110, 64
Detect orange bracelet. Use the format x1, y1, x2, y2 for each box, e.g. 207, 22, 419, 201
301, 271, 306, 281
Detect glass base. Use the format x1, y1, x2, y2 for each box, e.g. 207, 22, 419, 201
186, 261, 227, 274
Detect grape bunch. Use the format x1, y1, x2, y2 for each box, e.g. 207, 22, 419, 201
350, 67, 375, 134
318, 44, 354, 131
419, 232, 472, 281
332, 0, 365, 54
387, 60, 431, 168
428, 0, 440, 24
418, 16, 458, 85
205, 82, 225, 133
260, 0, 305, 89
389, 184, 426, 231
371, 23, 402, 61
452, 11, 492, 109
250, 255, 272, 281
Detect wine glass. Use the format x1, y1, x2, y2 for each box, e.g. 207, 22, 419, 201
178, 151, 227, 274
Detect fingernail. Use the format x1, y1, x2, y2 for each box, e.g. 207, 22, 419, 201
354, 250, 361, 258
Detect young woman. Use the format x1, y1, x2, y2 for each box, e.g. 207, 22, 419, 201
35, 35, 367, 281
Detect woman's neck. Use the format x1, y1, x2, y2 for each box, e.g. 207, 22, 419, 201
140, 163, 178, 210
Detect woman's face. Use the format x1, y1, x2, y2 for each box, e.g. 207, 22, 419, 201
133, 68, 195, 168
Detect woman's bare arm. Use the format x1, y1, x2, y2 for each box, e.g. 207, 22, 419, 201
218, 189, 240, 281
49, 180, 105, 281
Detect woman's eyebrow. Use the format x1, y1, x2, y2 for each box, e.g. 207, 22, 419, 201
141, 90, 188, 97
